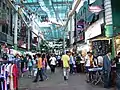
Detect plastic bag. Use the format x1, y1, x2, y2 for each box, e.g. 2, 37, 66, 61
34, 68, 37, 76
47, 65, 50, 70
23, 68, 28, 72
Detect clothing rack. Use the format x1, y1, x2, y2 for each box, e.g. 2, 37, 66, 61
0, 61, 18, 90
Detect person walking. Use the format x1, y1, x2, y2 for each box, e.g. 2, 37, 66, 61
42, 54, 48, 80
20, 55, 25, 77
28, 55, 34, 77
25, 54, 29, 70
76, 54, 82, 73
49, 54, 57, 73
57, 55, 61, 67
33, 54, 44, 82
69, 52, 74, 74
61, 51, 70, 80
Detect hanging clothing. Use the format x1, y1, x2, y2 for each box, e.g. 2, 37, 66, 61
12, 64, 18, 90
6, 64, 12, 89
0, 64, 7, 90
0, 74, 4, 90
10, 65, 14, 90
1, 64, 4, 90
0, 63, 18, 90
4, 64, 8, 90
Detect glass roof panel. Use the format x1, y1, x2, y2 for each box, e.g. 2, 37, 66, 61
20, 0, 73, 40
52, 0, 73, 2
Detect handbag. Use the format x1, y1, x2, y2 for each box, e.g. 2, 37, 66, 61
23, 68, 27, 72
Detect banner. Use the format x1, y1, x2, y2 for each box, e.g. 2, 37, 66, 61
89, 6, 102, 13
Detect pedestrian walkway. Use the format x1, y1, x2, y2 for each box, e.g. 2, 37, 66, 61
19, 68, 112, 90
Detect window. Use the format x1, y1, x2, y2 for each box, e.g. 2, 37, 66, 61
7, 7, 9, 15
2, 24, 8, 34
10, 14, 13, 36
2, 25, 6, 33
3, 3, 5, 9
0, 0, 2, 7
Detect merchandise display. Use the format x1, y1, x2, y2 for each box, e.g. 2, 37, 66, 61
0, 61, 18, 90
92, 40, 110, 56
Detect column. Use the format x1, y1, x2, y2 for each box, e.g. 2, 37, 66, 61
63, 31, 65, 54
104, 0, 115, 57
14, 5, 18, 50
70, 17, 72, 48
38, 32, 41, 52
27, 27, 30, 51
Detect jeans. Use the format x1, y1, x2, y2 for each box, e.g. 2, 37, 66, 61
51, 65, 56, 73
63, 67, 70, 79
116, 70, 120, 90
34, 68, 43, 81
41, 68, 48, 79
70, 64, 74, 74
103, 71, 111, 88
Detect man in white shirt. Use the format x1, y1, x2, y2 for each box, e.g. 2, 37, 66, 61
49, 54, 57, 73
97, 56, 103, 67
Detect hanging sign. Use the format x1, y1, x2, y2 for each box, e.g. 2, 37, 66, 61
76, 19, 85, 41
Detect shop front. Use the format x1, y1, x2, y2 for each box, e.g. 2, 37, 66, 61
85, 18, 110, 56
75, 18, 86, 53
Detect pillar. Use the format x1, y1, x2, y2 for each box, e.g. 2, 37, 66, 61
27, 27, 30, 51
38, 32, 41, 52
111, 37, 116, 58
14, 5, 18, 50
104, 0, 115, 58
63, 31, 65, 54
70, 17, 72, 48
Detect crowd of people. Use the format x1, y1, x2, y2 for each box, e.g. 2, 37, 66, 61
1, 50, 120, 90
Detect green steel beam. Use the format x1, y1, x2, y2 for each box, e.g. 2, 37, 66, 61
52, 1, 72, 4
23, 2, 39, 5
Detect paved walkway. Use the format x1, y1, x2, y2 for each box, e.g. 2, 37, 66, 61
19, 68, 112, 90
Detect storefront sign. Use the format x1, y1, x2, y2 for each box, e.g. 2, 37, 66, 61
76, 20, 85, 42
85, 18, 103, 41
104, 0, 113, 25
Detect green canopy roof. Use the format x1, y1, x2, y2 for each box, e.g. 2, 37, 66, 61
17, 0, 73, 41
